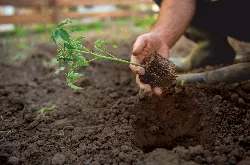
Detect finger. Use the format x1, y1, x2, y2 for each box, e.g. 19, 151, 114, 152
135, 51, 149, 62
143, 41, 155, 55
132, 36, 147, 56
152, 87, 163, 96
130, 55, 145, 75
129, 64, 145, 75
136, 74, 152, 93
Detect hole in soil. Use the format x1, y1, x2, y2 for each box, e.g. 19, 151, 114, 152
131, 94, 214, 153
135, 135, 197, 153
0, 154, 8, 164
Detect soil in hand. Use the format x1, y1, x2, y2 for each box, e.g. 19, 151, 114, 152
139, 51, 177, 91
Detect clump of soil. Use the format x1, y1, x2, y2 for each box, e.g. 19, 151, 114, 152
139, 51, 177, 90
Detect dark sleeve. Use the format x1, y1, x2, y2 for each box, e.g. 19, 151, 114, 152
153, 0, 162, 7
153, 0, 219, 7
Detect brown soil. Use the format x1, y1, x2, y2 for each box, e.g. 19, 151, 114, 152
0, 41, 250, 165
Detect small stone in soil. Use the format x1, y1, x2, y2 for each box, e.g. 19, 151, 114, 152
51, 153, 66, 165
213, 155, 227, 165
188, 145, 204, 157
228, 156, 237, 165
109, 92, 120, 99
7, 156, 19, 165
194, 155, 206, 164
238, 98, 246, 105
119, 152, 126, 160
231, 93, 239, 101
206, 156, 214, 164
213, 95, 223, 102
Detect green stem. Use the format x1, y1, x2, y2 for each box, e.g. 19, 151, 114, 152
87, 57, 99, 63
78, 50, 144, 67
94, 45, 116, 58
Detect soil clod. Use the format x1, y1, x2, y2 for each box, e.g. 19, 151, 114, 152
139, 51, 177, 90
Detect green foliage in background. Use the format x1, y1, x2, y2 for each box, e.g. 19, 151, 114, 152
0, 21, 105, 38
134, 15, 156, 28
0, 15, 155, 38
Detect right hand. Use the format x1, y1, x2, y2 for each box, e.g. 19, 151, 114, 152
129, 33, 170, 95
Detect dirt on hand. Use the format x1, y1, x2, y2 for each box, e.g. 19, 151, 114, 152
0, 41, 250, 165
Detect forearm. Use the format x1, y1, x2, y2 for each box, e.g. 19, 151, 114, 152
151, 0, 196, 48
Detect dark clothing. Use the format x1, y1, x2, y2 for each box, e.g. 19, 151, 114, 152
153, 0, 250, 42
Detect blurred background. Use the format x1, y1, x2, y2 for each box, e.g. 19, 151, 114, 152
0, 0, 249, 65
0, 0, 164, 63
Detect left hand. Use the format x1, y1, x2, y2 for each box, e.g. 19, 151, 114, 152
130, 33, 170, 96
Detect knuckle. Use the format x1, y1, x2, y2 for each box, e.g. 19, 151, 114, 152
129, 64, 133, 70
130, 66, 137, 73
137, 35, 144, 40
138, 67, 145, 75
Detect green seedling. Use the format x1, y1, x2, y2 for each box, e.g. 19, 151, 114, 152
51, 20, 142, 90
37, 105, 56, 116
181, 80, 185, 86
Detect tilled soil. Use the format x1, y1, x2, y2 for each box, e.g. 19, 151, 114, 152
0, 42, 250, 165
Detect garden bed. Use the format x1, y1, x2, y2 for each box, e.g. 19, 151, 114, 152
0, 38, 250, 165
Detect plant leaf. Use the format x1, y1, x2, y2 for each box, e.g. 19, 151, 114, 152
68, 82, 82, 90
74, 54, 88, 67
58, 20, 74, 27
76, 36, 85, 41
55, 66, 65, 74
113, 44, 118, 49
69, 27, 85, 33
51, 28, 60, 44
68, 61, 74, 70
95, 39, 109, 50
59, 29, 70, 42
68, 72, 84, 81
64, 43, 75, 49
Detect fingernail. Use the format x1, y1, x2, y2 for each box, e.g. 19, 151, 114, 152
153, 87, 163, 96
129, 64, 133, 69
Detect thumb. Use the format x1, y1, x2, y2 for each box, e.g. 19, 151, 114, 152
132, 35, 147, 56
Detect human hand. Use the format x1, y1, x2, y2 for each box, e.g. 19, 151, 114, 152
129, 33, 170, 95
